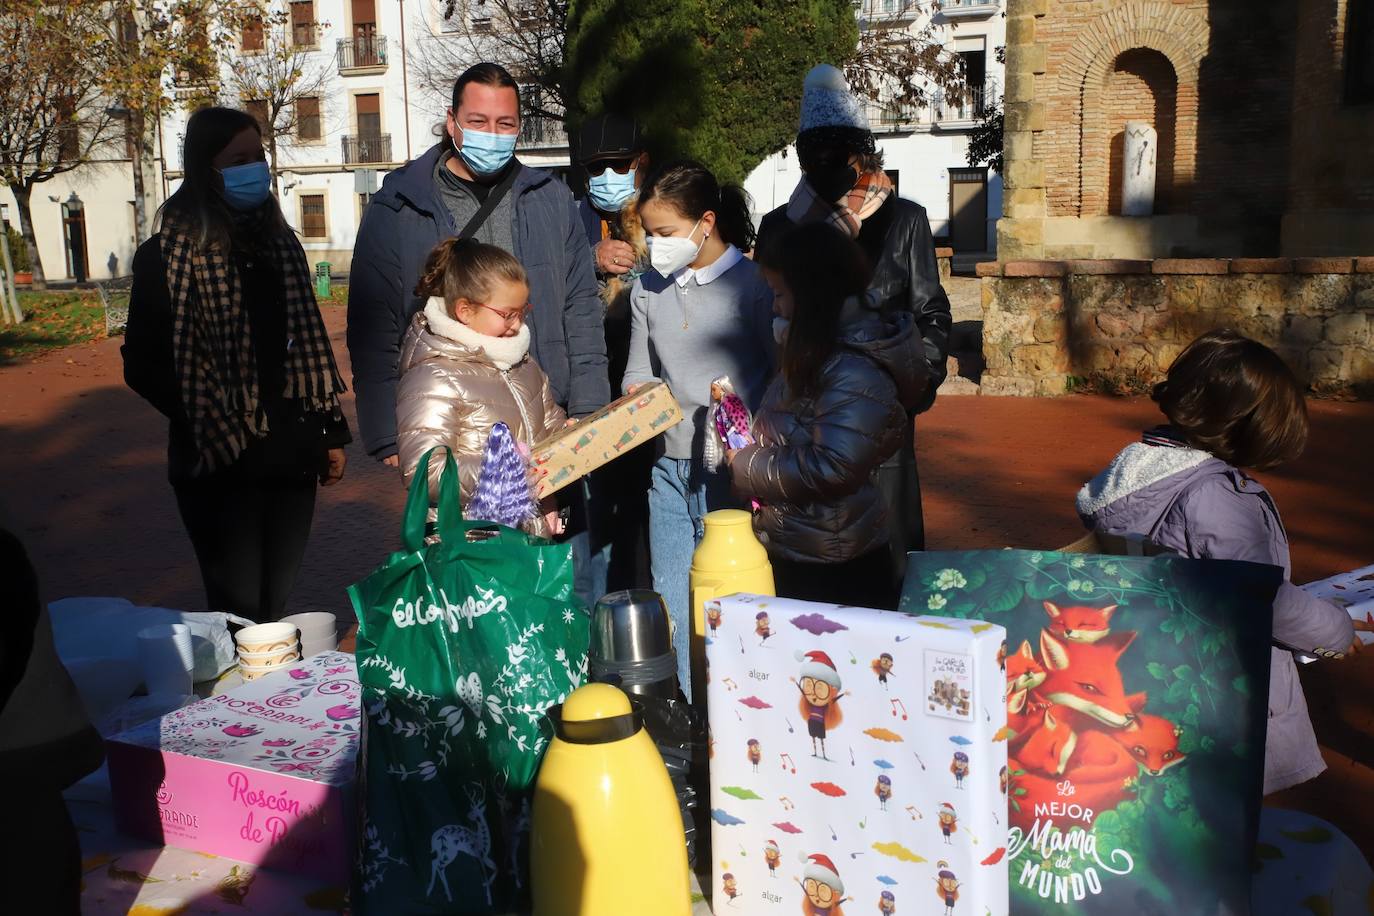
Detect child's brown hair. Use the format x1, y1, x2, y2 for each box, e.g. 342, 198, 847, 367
1152, 329, 1308, 470
414, 237, 527, 314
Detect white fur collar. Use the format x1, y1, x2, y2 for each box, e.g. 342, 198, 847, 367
423, 296, 530, 370
1075, 442, 1212, 518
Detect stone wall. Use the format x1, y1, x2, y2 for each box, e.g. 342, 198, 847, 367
977, 257, 1374, 397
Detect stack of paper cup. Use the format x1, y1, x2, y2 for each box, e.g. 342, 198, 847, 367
138, 623, 196, 696
282, 612, 339, 658
234, 622, 300, 681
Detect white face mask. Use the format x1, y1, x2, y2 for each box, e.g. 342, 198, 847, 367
772, 316, 790, 345
647, 218, 706, 278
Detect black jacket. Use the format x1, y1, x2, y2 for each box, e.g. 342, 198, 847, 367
346, 143, 609, 459
122, 235, 351, 483
757, 195, 952, 414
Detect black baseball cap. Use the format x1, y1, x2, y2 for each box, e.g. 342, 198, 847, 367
577, 113, 643, 165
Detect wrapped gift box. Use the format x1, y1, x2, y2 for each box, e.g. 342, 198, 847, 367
530, 381, 681, 498
106, 651, 360, 884
705, 594, 1008, 916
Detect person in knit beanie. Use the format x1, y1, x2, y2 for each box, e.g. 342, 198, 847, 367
798, 852, 851, 915
757, 63, 952, 595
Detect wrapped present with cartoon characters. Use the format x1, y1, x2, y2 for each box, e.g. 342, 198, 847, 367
705, 594, 1008, 916
105, 652, 361, 883
901, 551, 1278, 915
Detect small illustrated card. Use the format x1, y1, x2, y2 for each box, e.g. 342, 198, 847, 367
1302, 563, 1374, 645
705, 594, 1008, 916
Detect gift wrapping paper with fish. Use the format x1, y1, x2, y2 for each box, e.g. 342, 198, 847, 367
901, 551, 1278, 915
529, 380, 682, 497
106, 652, 360, 883
705, 594, 1008, 916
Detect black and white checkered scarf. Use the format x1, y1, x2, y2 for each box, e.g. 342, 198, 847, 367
161, 220, 345, 477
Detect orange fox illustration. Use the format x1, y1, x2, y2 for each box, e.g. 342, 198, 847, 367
1111, 712, 1187, 776
1043, 601, 1117, 644
1039, 629, 1145, 730
1005, 640, 1049, 748
1009, 709, 1139, 831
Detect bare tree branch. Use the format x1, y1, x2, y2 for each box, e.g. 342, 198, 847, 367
413, 0, 567, 123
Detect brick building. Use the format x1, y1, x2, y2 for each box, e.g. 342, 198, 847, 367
998, 0, 1374, 260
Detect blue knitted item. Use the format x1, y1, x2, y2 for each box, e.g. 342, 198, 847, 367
466, 422, 539, 529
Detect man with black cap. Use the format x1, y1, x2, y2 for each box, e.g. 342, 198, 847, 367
757, 64, 952, 585
575, 112, 654, 592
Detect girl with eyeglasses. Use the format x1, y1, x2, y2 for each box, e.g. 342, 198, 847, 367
396, 237, 568, 537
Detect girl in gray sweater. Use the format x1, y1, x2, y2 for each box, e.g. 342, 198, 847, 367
622, 161, 776, 696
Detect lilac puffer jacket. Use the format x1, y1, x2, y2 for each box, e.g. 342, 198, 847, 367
1077, 441, 1355, 795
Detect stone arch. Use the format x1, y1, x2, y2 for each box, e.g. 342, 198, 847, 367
1055, 2, 1208, 217
1105, 49, 1178, 215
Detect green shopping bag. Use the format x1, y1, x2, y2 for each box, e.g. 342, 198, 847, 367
348, 448, 590, 914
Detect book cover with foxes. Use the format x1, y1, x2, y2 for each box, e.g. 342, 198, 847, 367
901, 550, 1279, 915
705, 594, 1008, 916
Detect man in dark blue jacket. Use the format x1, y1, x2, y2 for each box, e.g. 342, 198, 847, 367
346, 63, 609, 467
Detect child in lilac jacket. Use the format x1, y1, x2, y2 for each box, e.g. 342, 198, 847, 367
1077, 330, 1357, 795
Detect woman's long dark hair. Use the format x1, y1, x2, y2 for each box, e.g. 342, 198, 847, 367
757, 223, 872, 400
158, 106, 290, 251
636, 159, 756, 252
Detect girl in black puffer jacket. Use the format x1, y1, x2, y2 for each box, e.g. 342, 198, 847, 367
728, 223, 928, 609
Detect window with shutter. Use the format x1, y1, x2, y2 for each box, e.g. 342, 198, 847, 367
297, 97, 322, 141
300, 194, 327, 238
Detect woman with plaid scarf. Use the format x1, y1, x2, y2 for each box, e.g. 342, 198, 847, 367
123, 107, 350, 623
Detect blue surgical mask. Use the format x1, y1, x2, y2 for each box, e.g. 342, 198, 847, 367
455, 127, 517, 176
218, 161, 272, 210
587, 168, 637, 212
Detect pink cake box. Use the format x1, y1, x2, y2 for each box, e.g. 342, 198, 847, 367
106, 650, 360, 884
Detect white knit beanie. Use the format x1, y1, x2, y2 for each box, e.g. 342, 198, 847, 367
799, 64, 869, 133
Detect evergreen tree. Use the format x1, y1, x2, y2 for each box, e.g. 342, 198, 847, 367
563, 0, 858, 185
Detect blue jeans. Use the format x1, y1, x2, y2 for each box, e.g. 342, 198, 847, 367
648, 455, 734, 696
567, 478, 608, 610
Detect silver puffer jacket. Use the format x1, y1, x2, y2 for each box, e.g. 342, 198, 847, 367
396, 300, 566, 536
730, 306, 928, 564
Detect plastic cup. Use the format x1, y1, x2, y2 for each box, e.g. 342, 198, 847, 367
300, 635, 339, 659
137, 623, 195, 696
235, 621, 297, 655
280, 612, 338, 640
237, 644, 300, 667
239, 660, 286, 682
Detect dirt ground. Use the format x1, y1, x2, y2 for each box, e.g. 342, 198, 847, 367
2, 307, 1371, 852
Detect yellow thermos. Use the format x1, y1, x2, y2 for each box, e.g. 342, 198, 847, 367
531, 683, 689, 916
688, 509, 776, 703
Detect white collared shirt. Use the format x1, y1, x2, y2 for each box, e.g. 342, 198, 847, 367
672, 244, 744, 288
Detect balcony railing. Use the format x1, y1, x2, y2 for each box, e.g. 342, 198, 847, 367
517, 116, 567, 150
337, 34, 388, 72
854, 0, 919, 24
934, 79, 1000, 126
938, 0, 1000, 19
342, 133, 391, 165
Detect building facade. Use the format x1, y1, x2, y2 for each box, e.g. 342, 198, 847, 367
996, 0, 1374, 261
745, 0, 1006, 254
5, 0, 1007, 280
159, 0, 570, 274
